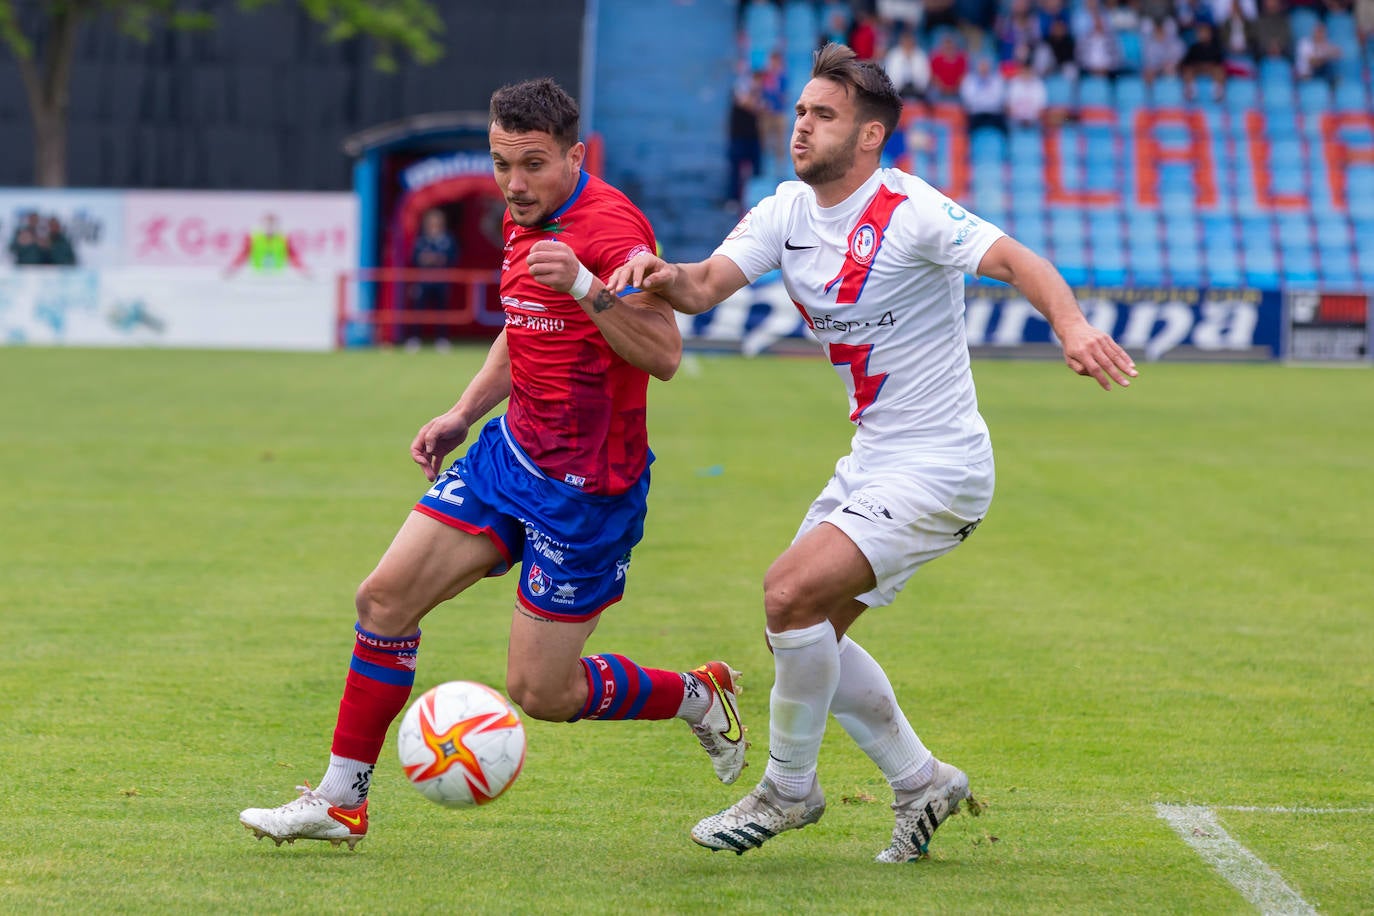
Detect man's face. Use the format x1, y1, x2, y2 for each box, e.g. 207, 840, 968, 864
489, 125, 584, 227
791, 78, 864, 188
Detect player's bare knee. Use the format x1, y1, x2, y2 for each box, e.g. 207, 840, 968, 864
354, 576, 415, 636
506, 679, 578, 722
763, 571, 821, 632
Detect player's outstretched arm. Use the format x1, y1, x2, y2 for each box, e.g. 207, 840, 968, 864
410, 330, 512, 481
977, 237, 1138, 391
527, 240, 682, 380
608, 253, 749, 316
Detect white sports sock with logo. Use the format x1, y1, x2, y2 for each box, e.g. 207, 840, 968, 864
676, 671, 711, 721
830, 635, 934, 791
316, 754, 373, 808
763, 619, 840, 799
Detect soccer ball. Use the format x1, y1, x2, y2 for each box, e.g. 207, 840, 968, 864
397, 681, 527, 807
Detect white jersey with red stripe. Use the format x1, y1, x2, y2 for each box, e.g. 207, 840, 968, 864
714, 168, 1005, 468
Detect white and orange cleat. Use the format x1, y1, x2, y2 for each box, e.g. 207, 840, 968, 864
240, 785, 368, 850
688, 661, 748, 785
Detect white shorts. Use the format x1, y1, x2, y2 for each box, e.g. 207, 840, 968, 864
795, 453, 995, 608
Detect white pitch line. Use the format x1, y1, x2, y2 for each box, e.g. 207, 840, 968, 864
1214, 805, 1374, 815
1155, 804, 1317, 916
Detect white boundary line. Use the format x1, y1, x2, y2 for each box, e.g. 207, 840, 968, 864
1155, 804, 1317, 916
1214, 805, 1374, 815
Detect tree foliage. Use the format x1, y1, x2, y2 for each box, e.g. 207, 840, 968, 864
0, 0, 444, 185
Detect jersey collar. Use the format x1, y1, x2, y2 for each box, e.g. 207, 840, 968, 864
815, 169, 884, 221
544, 169, 590, 225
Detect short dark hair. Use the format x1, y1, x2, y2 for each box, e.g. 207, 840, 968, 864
811, 42, 903, 149
488, 78, 580, 149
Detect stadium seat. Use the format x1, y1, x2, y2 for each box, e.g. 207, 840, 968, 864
1130, 261, 1165, 287
970, 126, 1009, 164
1114, 75, 1146, 111
1150, 75, 1186, 107
1290, 7, 1320, 40
1044, 73, 1073, 108
1078, 75, 1111, 108
1118, 30, 1143, 74
1333, 80, 1369, 111
1297, 79, 1332, 111
1009, 126, 1043, 164
1224, 78, 1258, 111
782, 0, 818, 48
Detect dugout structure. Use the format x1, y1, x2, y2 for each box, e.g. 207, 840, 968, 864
340, 113, 604, 347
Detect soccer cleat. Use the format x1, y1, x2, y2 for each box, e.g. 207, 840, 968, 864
239, 785, 368, 850
688, 661, 748, 784
875, 760, 981, 863
691, 775, 826, 854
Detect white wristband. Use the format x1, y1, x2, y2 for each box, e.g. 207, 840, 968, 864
568, 262, 594, 300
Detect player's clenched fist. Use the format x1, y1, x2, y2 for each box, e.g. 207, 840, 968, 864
526, 240, 584, 295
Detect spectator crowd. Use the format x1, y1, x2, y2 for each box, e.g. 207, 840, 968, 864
733, 0, 1368, 158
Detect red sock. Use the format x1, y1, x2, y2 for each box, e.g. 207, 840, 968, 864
573, 654, 685, 721
330, 624, 421, 762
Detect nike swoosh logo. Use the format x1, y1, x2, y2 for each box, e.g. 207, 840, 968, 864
330, 809, 365, 828
784, 240, 817, 250
841, 506, 873, 520
702, 670, 743, 744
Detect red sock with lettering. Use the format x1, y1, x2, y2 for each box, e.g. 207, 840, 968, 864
571, 654, 685, 721
317, 624, 420, 805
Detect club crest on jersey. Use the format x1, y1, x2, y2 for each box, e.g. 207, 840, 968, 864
850, 224, 878, 265
527, 564, 551, 597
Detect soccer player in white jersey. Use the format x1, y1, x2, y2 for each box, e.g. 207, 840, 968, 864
609, 42, 1137, 862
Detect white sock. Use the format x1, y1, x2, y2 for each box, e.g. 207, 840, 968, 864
763, 620, 840, 799
676, 671, 710, 722
830, 636, 934, 792
316, 754, 374, 807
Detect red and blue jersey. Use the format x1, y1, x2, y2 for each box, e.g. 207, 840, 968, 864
499, 171, 658, 495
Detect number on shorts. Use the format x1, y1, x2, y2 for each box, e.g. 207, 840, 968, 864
425, 473, 467, 506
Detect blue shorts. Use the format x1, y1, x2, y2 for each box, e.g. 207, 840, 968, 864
414, 416, 651, 622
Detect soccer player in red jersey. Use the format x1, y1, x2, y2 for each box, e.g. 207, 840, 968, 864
240, 78, 746, 849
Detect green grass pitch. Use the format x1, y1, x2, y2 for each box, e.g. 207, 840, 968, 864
2, 346, 1371, 913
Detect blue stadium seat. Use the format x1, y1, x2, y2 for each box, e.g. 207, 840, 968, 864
1050, 211, 1087, 247
1009, 126, 1043, 164
1321, 258, 1358, 288
1079, 75, 1112, 107
1200, 211, 1237, 241
1224, 78, 1258, 111
1044, 73, 1074, 108
1244, 249, 1280, 288
1010, 159, 1042, 193
1168, 250, 1203, 287
1333, 80, 1369, 111
1297, 79, 1332, 111
782, 0, 818, 48
971, 126, 1008, 163
1118, 30, 1143, 74
1290, 7, 1320, 40
1114, 75, 1146, 111
742, 0, 781, 69
1208, 263, 1245, 288
1347, 170, 1374, 218
1150, 75, 1186, 107
1013, 214, 1047, 251
1129, 245, 1165, 285
1275, 213, 1314, 247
